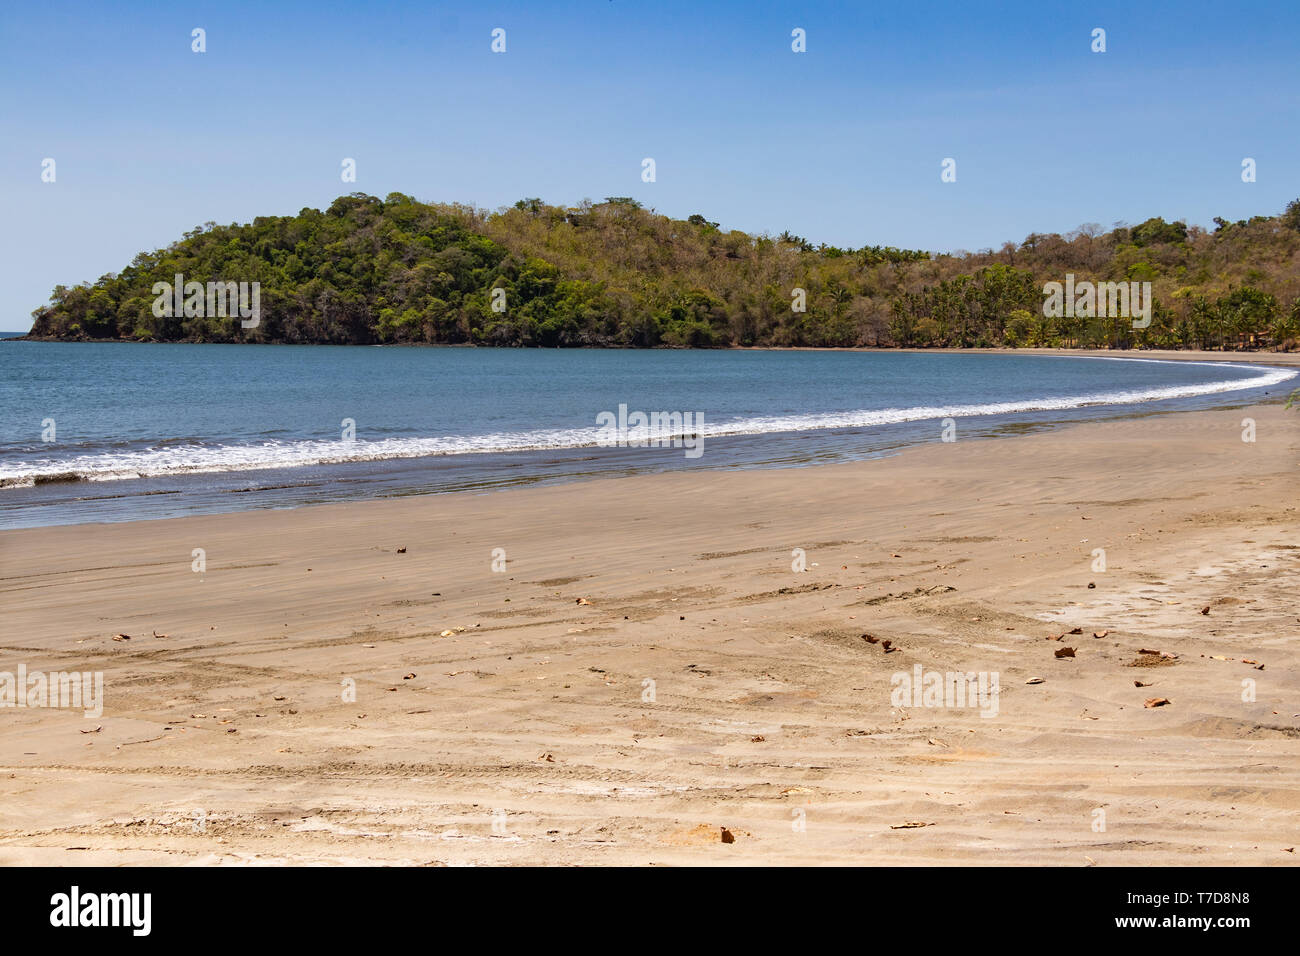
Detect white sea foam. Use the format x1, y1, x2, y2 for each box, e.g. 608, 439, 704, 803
2, 360, 1293, 485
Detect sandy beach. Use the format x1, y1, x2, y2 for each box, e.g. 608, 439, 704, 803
1, 365, 1298, 865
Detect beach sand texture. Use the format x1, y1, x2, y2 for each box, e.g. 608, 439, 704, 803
1, 398, 1297, 865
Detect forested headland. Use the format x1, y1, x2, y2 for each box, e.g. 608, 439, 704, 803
24, 193, 1300, 350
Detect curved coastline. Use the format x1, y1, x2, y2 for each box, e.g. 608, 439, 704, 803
1, 354, 1294, 488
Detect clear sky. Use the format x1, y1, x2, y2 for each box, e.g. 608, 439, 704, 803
1, 0, 1296, 329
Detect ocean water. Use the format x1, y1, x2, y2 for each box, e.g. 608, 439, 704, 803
0, 343, 1294, 528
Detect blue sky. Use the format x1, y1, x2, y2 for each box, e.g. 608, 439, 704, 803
1, 0, 1297, 329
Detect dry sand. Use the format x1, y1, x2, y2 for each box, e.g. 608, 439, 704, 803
2, 386, 1298, 865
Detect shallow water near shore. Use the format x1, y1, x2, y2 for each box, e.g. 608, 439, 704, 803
1, 343, 1294, 528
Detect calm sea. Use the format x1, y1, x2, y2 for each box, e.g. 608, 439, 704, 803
0, 343, 1294, 528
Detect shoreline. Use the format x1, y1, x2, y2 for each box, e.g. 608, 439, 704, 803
3, 349, 1296, 532
1, 401, 1297, 864
7, 336, 1300, 365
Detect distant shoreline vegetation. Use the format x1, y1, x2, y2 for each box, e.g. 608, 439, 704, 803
23, 194, 1300, 350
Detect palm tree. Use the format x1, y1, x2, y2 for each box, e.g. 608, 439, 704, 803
828, 284, 852, 320
1194, 296, 1229, 350
1189, 296, 1214, 349
1272, 300, 1300, 346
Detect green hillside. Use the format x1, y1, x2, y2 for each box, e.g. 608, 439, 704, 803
26, 193, 1300, 349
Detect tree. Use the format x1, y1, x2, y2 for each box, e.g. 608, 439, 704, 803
1282, 199, 1300, 232
1217, 287, 1276, 349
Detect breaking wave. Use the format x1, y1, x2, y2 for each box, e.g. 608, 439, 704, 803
2, 359, 1293, 486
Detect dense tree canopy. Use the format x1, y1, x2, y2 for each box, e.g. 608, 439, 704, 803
26, 193, 1300, 349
